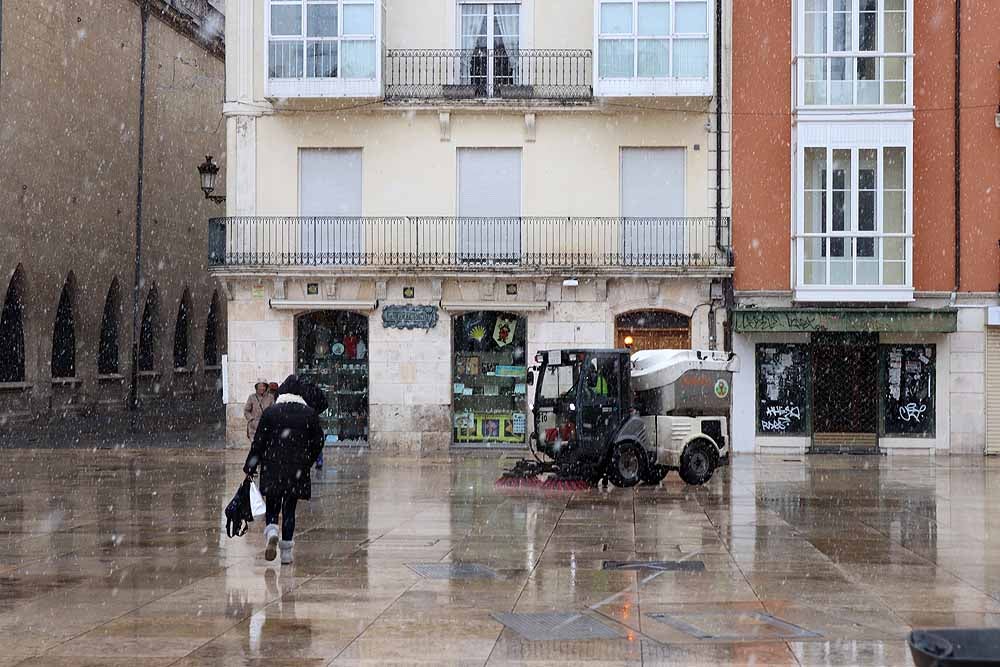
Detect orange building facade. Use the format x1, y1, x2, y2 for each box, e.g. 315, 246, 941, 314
729, 0, 1000, 456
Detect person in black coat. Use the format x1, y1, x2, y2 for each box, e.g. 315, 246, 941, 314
244, 374, 324, 564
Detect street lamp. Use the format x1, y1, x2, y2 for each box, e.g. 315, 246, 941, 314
197, 155, 226, 204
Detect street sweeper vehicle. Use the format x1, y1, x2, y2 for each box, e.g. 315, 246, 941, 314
496, 348, 739, 489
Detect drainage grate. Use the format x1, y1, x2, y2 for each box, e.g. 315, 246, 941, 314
491, 612, 623, 641
406, 563, 497, 580
602, 560, 706, 572
647, 611, 821, 641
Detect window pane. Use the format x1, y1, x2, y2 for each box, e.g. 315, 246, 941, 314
859, 149, 876, 189
342, 40, 376, 78
637, 40, 669, 76
885, 56, 906, 80
804, 239, 827, 285
306, 40, 337, 77
859, 9, 877, 50
830, 57, 853, 104
857, 251, 879, 284
804, 147, 826, 188
269, 40, 303, 78
307, 4, 337, 37
673, 39, 708, 78
886, 12, 906, 52
344, 4, 375, 35
804, 12, 826, 53
805, 0, 827, 11
832, 149, 851, 232
600, 3, 633, 34
637, 3, 669, 37
804, 58, 828, 104
271, 4, 302, 36
884, 191, 905, 233
675, 2, 708, 33
830, 241, 854, 284
884, 148, 906, 188
833, 12, 851, 51
805, 192, 826, 233
599, 39, 634, 77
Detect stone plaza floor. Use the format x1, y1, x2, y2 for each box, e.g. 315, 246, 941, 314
3, 446, 1000, 666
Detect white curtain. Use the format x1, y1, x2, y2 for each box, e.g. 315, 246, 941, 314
494, 6, 519, 85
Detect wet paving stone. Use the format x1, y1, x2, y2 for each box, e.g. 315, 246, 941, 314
2, 447, 1000, 664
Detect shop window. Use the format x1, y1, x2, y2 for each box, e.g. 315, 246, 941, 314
880, 344, 935, 437
51, 275, 76, 378
98, 279, 121, 375
0, 265, 26, 383
615, 310, 690, 352
204, 290, 220, 367
296, 311, 368, 443
452, 311, 528, 446
756, 344, 811, 435
174, 290, 191, 370
138, 285, 159, 372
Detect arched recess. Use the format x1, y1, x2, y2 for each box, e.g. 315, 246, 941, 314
0, 265, 26, 382
138, 284, 160, 372
203, 290, 221, 367
98, 278, 122, 375
614, 310, 692, 352
173, 288, 192, 370
51, 273, 77, 378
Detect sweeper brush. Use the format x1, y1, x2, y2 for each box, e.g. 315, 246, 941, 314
494, 459, 596, 492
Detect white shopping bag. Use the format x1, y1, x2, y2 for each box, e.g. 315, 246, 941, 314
249, 481, 266, 518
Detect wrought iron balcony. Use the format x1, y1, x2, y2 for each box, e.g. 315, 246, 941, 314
384, 49, 593, 102
208, 216, 732, 271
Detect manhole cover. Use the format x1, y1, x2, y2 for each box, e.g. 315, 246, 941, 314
406, 563, 497, 580
648, 611, 821, 641
491, 612, 623, 641
602, 560, 706, 572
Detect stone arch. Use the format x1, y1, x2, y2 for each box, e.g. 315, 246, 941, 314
138, 283, 160, 372
98, 278, 122, 375
51, 272, 77, 378
0, 265, 26, 382
173, 288, 193, 370
614, 309, 692, 352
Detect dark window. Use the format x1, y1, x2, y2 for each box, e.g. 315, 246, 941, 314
204, 291, 220, 367
880, 344, 935, 437
0, 267, 26, 383
756, 343, 811, 436
138, 287, 159, 372
98, 280, 121, 375
51, 278, 76, 378
174, 292, 190, 370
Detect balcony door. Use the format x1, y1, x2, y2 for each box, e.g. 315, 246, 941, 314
620, 147, 686, 265
299, 148, 363, 264
459, 2, 520, 97
457, 148, 521, 263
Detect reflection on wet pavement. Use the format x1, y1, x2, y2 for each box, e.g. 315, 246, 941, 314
2, 449, 1000, 665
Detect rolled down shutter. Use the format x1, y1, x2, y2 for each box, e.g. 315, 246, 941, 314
986, 328, 1000, 454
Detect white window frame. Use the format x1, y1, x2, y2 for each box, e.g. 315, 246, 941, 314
794, 138, 913, 302
455, 1, 523, 97
265, 0, 382, 99
594, 0, 714, 98
795, 0, 913, 109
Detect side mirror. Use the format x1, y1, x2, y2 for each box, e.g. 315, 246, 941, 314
526, 369, 535, 385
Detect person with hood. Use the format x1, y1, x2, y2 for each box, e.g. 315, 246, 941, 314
243, 378, 275, 443
244, 375, 324, 564
298, 381, 329, 470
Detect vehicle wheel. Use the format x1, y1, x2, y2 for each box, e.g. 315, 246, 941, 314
678, 440, 717, 486
640, 464, 669, 485
607, 441, 648, 488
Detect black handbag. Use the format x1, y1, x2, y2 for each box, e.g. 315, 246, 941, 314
225, 476, 255, 538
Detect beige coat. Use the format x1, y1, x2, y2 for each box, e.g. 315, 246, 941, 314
243, 391, 275, 441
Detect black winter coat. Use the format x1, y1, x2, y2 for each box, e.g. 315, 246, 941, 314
244, 396, 324, 500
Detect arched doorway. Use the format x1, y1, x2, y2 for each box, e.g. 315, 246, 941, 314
138, 285, 160, 371
51, 273, 77, 378
296, 311, 369, 444
98, 278, 122, 375
615, 310, 691, 352
0, 265, 26, 382
173, 289, 192, 370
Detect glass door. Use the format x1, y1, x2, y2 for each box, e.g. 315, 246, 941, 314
459, 2, 520, 97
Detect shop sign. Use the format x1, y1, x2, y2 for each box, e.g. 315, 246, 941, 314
734, 308, 957, 334
382, 304, 438, 330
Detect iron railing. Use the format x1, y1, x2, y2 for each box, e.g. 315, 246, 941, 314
209, 216, 732, 269
384, 49, 593, 102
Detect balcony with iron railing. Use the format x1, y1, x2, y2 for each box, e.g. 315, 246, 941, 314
384, 49, 593, 103
208, 216, 732, 272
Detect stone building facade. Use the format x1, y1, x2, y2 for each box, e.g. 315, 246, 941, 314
0, 0, 227, 439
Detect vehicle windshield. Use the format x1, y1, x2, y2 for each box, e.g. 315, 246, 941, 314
539, 361, 583, 402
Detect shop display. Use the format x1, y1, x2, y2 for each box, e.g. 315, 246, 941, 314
296, 311, 369, 444
880, 345, 935, 437
453, 311, 527, 446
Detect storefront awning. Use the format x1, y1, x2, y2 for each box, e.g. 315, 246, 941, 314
733, 308, 957, 334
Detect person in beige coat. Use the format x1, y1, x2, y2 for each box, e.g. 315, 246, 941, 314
244, 378, 275, 442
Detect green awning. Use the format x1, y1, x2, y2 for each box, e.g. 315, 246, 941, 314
733, 308, 957, 334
